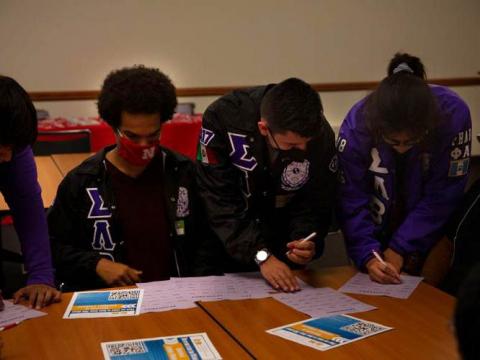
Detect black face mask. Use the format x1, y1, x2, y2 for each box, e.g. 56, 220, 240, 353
272, 147, 307, 163
267, 127, 307, 163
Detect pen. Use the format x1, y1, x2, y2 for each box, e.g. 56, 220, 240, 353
286, 231, 317, 255
372, 250, 402, 282
0, 322, 20, 331
372, 250, 387, 267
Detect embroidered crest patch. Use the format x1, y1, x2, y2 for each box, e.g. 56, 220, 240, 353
281, 160, 310, 191
176, 187, 190, 217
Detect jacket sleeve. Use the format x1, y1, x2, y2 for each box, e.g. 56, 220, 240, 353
286, 126, 337, 259
336, 109, 382, 268
47, 174, 102, 286
389, 102, 472, 256
196, 109, 267, 265
1, 147, 55, 286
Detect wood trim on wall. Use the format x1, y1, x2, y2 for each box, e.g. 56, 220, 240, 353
29, 77, 480, 102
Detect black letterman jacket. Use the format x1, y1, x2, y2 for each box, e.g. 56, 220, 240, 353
48, 145, 222, 291
196, 85, 337, 271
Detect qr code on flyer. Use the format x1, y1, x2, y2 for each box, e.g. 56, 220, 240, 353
341, 321, 385, 336
106, 341, 147, 356
108, 290, 141, 301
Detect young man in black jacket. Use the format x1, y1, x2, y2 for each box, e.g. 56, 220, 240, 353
197, 78, 336, 292
48, 66, 221, 291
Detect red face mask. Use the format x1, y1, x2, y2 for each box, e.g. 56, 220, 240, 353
117, 134, 159, 166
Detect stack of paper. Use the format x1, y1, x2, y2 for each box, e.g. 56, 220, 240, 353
138, 272, 376, 318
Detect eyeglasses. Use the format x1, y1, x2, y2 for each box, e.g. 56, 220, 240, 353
382, 133, 427, 147
117, 128, 161, 144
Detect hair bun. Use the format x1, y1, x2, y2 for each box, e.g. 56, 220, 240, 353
387, 53, 426, 79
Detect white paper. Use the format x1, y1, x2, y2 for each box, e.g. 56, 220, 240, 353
0, 301, 46, 329
137, 272, 312, 314
64, 289, 144, 319
273, 287, 376, 317
338, 272, 423, 299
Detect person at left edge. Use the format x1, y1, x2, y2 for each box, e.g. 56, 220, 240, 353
0, 76, 60, 309
47, 66, 221, 291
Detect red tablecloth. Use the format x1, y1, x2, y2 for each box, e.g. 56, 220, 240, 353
160, 115, 202, 160
38, 117, 115, 152
37, 114, 203, 160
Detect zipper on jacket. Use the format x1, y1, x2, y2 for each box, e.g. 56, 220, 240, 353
173, 249, 182, 277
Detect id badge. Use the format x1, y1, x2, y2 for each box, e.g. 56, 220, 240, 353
175, 220, 185, 236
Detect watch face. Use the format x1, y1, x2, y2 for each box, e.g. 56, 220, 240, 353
256, 250, 269, 262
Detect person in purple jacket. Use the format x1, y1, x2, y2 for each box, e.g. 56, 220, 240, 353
337, 53, 472, 285
0, 76, 60, 308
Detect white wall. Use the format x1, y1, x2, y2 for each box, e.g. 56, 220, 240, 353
0, 0, 479, 148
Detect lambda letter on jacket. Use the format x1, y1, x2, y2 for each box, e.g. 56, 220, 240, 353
86, 188, 115, 251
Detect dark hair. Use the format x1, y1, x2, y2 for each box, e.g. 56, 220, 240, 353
455, 263, 480, 360
364, 53, 439, 141
98, 66, 177, 128
0, 76, 37, 148
260, 78, 325, 137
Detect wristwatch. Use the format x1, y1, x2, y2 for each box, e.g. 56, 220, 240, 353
254, 248, 271, 266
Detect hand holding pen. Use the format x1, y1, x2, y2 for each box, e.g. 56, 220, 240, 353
366, 250, 402, 284
286, 232, 317, 265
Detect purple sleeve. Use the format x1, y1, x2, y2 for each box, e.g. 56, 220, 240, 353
336, 103, 381, 268
0, 147, 55, 286
389, 99, 472, 255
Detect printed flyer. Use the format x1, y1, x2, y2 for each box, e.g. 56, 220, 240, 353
267, 314, 392, 351
64, 289, 144, 319
101, 333, 222, 360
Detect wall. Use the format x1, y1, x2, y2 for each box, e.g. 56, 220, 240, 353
0, 0, 478, 148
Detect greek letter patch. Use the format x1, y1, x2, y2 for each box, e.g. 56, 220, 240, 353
176, 187, 190, 218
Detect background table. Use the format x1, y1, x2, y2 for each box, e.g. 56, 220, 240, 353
38, 115, 203, 160
0, 156, 63, 211
38, 118, 115, 152
51, 153, 93, 176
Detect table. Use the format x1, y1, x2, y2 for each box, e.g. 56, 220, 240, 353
1, 266, 459, 359
160, 116, 202, 160
199, 266, 459, 359
0, 156, 63, 211
2, 293, 252, 359
38, 118, 115, 152
51, 153, 93, 176
38, 115, 203, 159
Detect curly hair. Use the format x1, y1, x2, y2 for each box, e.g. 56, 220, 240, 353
0, 76, 37, 148
260, 78, 326, 138
97, 66, 177, 128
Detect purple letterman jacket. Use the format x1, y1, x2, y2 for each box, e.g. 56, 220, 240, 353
337, 85, 472, 269
0, 147, 55, 286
